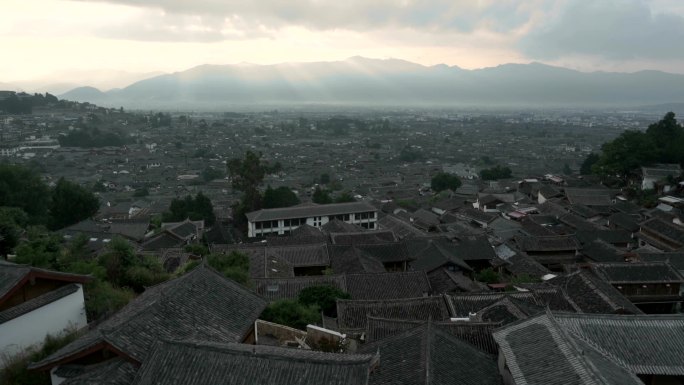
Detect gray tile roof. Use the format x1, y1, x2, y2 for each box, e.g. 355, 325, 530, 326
547, 271, 643, 315
31, 264, 266, 370
246, 201, 377, 222
357, 322, 501, 385
553, 312, 684, 376
59, 358, 137, 385
515, 235, 580, 252
336, 295, 452, 332
446, 290, 579, 319
344, 271, 431, 300
0, 260, 91, 304
493, 312, 643, 385
591, 261, 684, 284
364, 316, 499, 354
0, 283, 80, 324
131, 340, 376, 385
330, 230, 396, 245
329, 245, 387, 275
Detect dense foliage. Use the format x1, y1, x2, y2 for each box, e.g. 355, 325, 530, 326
58, 127, 129, 148
312, 186, 333, 204
1, 328, 80, 385
0, 164, 51, 223
298, 285, 350, 317
48, 178, 100, 230
430, 172, 462, 192
590, 113, 684, 182
263, 186, 300, 209
162, 192, 215, 225
480, 165, 513, 180
0, 165, 99, 231
260, 300, 321, 330
206, 251, 250, 286
227, 151, 281, 231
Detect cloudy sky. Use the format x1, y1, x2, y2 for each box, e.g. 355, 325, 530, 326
3, 0, 684, 89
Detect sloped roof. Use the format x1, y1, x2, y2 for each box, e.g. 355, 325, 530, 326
408, 239, 472, 272
493, 312, 643, 385
330, 230, 396, 245
591, 262, 684, 284
515, 235, 579, 252
329, 245, 387, 274
132, 340, 376, 385
564, 188, 613, 207
364, 316, 499, 354
59, 358, 137, 385
546, 271, 642, 314
357, 322, 500, 385
639, 218, 684, 250
0, 283, 80, 324
553, 312, 684, 376
378, 214, 428, 240
336, 295, 452, 332
246, 201, 377, 222
576, 230, 632, 246
446, 290, 578, 319
608, 213, 640, 233
252, 275, 347, 301
344, 271, 431, 300
0, 260, 91, 306
321, 218, 363, 233
31, 265, 267, 370
581, 240, 627, 263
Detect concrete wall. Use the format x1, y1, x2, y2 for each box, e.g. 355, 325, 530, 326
0, 284, 87, 361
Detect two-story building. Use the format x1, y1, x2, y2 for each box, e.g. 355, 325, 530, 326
246, 202, 378, 238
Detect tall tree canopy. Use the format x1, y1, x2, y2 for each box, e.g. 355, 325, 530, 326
163, 192, 215, 225
0, 164, 50, 223
262, 186, 300, 209
48, 178, 100, 230
431, 172, 462, 192
590, 113, 684, 181
227, 151, 281, 226
480, 165, 513, 181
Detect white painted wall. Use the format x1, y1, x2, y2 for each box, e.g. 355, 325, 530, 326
0, 284, 88, 362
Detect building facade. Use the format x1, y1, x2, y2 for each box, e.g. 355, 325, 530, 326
246, 202, 378, 238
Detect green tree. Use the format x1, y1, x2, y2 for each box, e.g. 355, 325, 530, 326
312, 186, 332, 204
206, 251, 250, 286
260, 299, 320, 330
645, 112, 683, 163
592, 130, 656, 178
480, 165, 513, 181
430, 172, 462, 192
319, 173, 331, 184
263, 186, 300, 209
580, 153, 600, 175
0, 164, 50, 223
562, 163, 572, 175
163, 192, 215, 225
334, 192, 356, 203
298, 285, 350, 317
14, 227, 63, 270
227, 151, 278, 229
0, 207, 28, 256
48, 178, 99, 230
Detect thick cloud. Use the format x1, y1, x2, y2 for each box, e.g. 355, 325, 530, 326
519, 0, 684, 60
76, 0, 537, 36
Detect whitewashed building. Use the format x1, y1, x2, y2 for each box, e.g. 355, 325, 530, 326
246, 201, 378, 237
0, 261, 91, 363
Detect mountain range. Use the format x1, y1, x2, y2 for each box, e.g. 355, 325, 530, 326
56, 57, 684, 109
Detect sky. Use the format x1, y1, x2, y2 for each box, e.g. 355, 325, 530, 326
3, 0, 684, 90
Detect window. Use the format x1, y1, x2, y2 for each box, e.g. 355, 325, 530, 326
267, 285, 279, 292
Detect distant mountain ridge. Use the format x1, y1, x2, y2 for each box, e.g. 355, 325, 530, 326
57, 57, 684, 109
